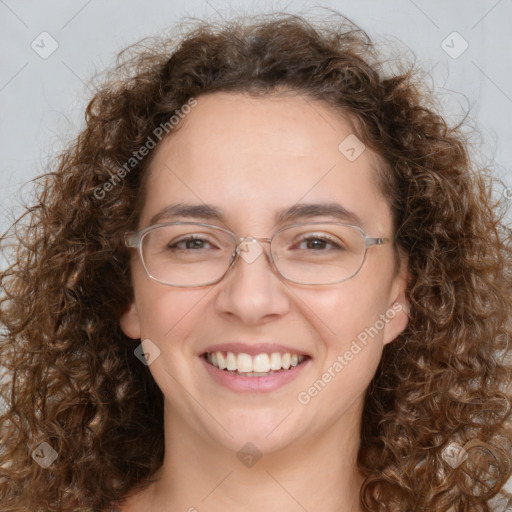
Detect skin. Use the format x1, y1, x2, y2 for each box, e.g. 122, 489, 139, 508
119, 91, 409, 512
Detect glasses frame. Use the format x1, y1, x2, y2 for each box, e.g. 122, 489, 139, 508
124, 221, 389, 287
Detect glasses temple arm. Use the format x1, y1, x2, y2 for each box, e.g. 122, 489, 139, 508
124, 233, 140, 248
366, 237, 389, 247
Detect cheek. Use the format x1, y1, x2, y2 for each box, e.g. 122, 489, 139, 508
132, 268, 209, 350
294, 278, 392, 352
132, 279, 211, 403
294, 283, 392, 412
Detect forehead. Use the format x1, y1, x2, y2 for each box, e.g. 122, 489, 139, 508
140, 92, 391, 234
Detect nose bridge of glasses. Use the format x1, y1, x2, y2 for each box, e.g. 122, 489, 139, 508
235, 236, 272, 265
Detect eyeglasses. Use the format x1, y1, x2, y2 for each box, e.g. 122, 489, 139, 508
124, 221, 389, 287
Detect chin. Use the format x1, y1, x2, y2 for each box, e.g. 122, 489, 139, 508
209, 409, 305, 454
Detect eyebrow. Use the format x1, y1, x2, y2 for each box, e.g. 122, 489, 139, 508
148, 202, 363, 228
275, 203, 363, 227
149, 203, 225, 225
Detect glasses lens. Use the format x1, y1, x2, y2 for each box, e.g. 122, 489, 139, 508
140, 224, 235, 286
272, 223, 366, 284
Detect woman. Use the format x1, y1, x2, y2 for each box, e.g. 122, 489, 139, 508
1, 12, 511, 512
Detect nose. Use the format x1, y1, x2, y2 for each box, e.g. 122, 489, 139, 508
213, 238, 291, 325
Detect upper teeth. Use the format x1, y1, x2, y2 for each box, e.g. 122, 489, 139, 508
206, 352, 306, 373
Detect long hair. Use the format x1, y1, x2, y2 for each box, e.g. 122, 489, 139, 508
1, 12, 511, 512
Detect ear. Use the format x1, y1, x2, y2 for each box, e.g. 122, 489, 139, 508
119, 300, 142, 340
382, 256, 410, 346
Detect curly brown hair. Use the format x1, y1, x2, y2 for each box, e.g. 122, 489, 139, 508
1, 11, 511, 512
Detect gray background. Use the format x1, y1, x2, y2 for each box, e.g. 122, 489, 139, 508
1, 0, 512, 232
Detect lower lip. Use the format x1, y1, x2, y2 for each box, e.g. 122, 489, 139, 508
200, 356, 310, 393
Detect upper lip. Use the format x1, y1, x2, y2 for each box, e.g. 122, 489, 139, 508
200, 342, 310, 357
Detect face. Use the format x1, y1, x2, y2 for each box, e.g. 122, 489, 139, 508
120, 92, 408, 454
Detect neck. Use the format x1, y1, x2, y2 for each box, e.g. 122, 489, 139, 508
137, 398, 365, 512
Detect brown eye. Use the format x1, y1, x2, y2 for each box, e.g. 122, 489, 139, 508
169, 236, 216, 251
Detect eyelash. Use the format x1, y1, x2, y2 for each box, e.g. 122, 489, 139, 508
292, 235, 343, 251
169, 235, 218, 250
167, 233, 344, 251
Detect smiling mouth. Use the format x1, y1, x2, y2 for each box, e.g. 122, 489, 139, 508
202, 351, 309, 377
